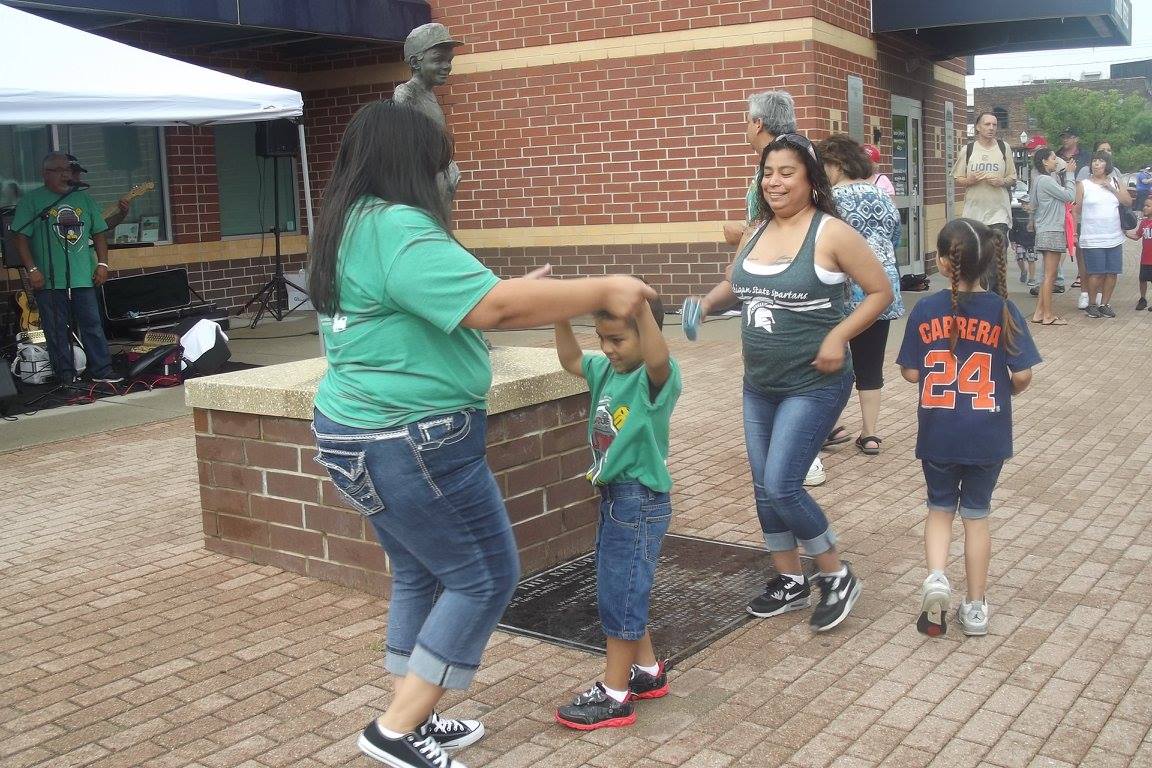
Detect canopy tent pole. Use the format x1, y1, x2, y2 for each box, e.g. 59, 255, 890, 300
297, 122, 315, 239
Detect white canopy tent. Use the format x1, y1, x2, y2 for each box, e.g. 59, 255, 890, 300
0, 2, 314, 232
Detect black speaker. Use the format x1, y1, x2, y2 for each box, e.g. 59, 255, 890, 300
177, 318, 231, 377
0, 356, 18, 415
255, 119, 299, 158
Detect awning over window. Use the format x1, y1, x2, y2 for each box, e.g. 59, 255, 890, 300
872, 0, 1133, 60
4, 0, 431, 56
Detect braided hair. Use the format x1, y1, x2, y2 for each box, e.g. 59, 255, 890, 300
936, 218, 1020, 356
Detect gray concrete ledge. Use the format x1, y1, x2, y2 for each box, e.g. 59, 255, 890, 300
184, 346, 589, 419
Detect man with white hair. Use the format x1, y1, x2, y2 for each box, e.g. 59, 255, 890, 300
724, 91, 799, 245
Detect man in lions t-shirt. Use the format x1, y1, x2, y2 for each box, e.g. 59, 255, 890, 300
952, 112, 1016, 287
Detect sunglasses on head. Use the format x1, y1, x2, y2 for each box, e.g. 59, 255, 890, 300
770, 132, 818, 161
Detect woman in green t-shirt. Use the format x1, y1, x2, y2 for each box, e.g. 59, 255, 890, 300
308, 100, 656, 768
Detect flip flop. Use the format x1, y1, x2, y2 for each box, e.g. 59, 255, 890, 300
1042, 317, 1068, 326
855, 435, 882, 456
1029, 318, 1043, 324
682, 297, 703, 341
823, 426, 851, 448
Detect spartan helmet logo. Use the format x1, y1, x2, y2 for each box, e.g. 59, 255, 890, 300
746, 297, 776, 332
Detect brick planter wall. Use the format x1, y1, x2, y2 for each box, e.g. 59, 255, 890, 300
194, 395, 597, 597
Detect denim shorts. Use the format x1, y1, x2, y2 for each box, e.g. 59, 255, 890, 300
595, 481, 671, 640
312, 408, 519, 690
1082, 244, 1124, 275
922, 460, 1004, 520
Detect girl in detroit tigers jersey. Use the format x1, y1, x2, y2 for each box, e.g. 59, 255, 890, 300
897, 218, 1040, 639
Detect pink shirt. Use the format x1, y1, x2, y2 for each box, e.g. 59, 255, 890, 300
871, 173, 895, 196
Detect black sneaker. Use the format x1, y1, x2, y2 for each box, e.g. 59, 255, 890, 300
1053, 284, 1066, 293
747, 574, 811, 618
628, 660, 671, 701
809, 566, 862, 633
1086, 305, 1103, 318
555, 683, 635, 730
1029, 286, 1039, 297
1137, 298, 1148, 311
417, 712, 484, 753
1099, 304, 1117, 318
358, 719, 464, 768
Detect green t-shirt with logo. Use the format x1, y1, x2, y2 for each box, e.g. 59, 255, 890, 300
12, 186, 107, 289
581, 353, 681, 493
314, 201, 501, 429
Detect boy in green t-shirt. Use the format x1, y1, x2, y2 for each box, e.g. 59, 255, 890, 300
553, 289, 682, 730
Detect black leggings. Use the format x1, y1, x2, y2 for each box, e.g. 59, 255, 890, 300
849, 319, 891, 391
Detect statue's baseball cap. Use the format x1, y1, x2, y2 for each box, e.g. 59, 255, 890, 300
404, 23, 463, 60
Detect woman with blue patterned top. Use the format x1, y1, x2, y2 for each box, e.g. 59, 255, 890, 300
816, 135, 904, 456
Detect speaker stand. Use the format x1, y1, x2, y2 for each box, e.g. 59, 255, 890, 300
238, 154, 309, 329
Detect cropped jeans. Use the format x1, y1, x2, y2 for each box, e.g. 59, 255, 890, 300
312, 408, 520, 690
743, 372, 854, 555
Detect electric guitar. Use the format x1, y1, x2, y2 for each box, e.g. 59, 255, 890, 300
102, 181, 155, 220
12, 265, 40, 332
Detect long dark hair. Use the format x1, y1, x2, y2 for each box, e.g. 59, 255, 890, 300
815, 134, 873, 181
750, 133, 839, 223
308, 100, 454, 315
936, 218, 1020, 356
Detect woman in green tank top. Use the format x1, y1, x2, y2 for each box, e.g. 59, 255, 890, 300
686, 133, 892, 632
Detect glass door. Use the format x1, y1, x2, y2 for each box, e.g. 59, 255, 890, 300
891, 96, 924, 275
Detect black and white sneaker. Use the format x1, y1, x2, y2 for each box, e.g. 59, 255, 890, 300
417, 712, 484, 753
809, 566, 861, 632
358, 719, 465, 768
91, 374, 124, 383
747, 574, 811, 617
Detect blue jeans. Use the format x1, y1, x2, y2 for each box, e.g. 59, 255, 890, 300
922, 460, 1003, 520
312, 408, 520, 690
596, 482, 671, 640
743, 373, 853, 555
35, 287, 114, 379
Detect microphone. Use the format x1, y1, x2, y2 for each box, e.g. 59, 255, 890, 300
67, 180, 90, 190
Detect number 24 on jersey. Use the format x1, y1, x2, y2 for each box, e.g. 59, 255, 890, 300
920, 350, 997, 411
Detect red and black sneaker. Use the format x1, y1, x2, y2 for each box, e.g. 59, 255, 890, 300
555, 683, 636, 730
628, 659, 671, 700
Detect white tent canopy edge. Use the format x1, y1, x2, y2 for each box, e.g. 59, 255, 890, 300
0, 3, 313, 233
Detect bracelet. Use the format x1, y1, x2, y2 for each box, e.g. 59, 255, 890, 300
97, 262, 109, 268
27, 266, 39, 272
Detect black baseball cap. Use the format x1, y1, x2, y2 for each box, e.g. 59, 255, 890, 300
66, 153, 87, 173
1058, 127, 1078, 139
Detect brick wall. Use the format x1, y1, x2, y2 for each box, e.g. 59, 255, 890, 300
194, 394, 598, 596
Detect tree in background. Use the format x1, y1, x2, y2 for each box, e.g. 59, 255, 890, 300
1026, 86, 1152, 171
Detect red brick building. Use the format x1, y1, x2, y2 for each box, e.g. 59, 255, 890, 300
0, 0, 1133, 330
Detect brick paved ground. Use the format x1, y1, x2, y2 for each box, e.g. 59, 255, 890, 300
3, 264, 1151, 767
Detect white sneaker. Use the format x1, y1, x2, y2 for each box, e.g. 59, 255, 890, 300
957, 599, 989, 636
916, 572, 950, 637
803, 457, 826, 487
1078, 292, 1089, 310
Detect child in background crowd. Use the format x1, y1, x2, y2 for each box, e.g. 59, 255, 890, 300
897, 218, 1041, 637
1124, 196, 1152, 311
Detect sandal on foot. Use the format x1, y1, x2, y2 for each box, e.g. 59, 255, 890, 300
823, 426, 851, 448
1042, 317, 1068, 326
1029, 318, 1043, 324
855, 435, 882, 455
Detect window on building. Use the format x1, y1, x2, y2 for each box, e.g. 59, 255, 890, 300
992, 107, 1009, 131
59, 125, 169, 244
214, 123, 298, 237
0, 124, 52, 210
